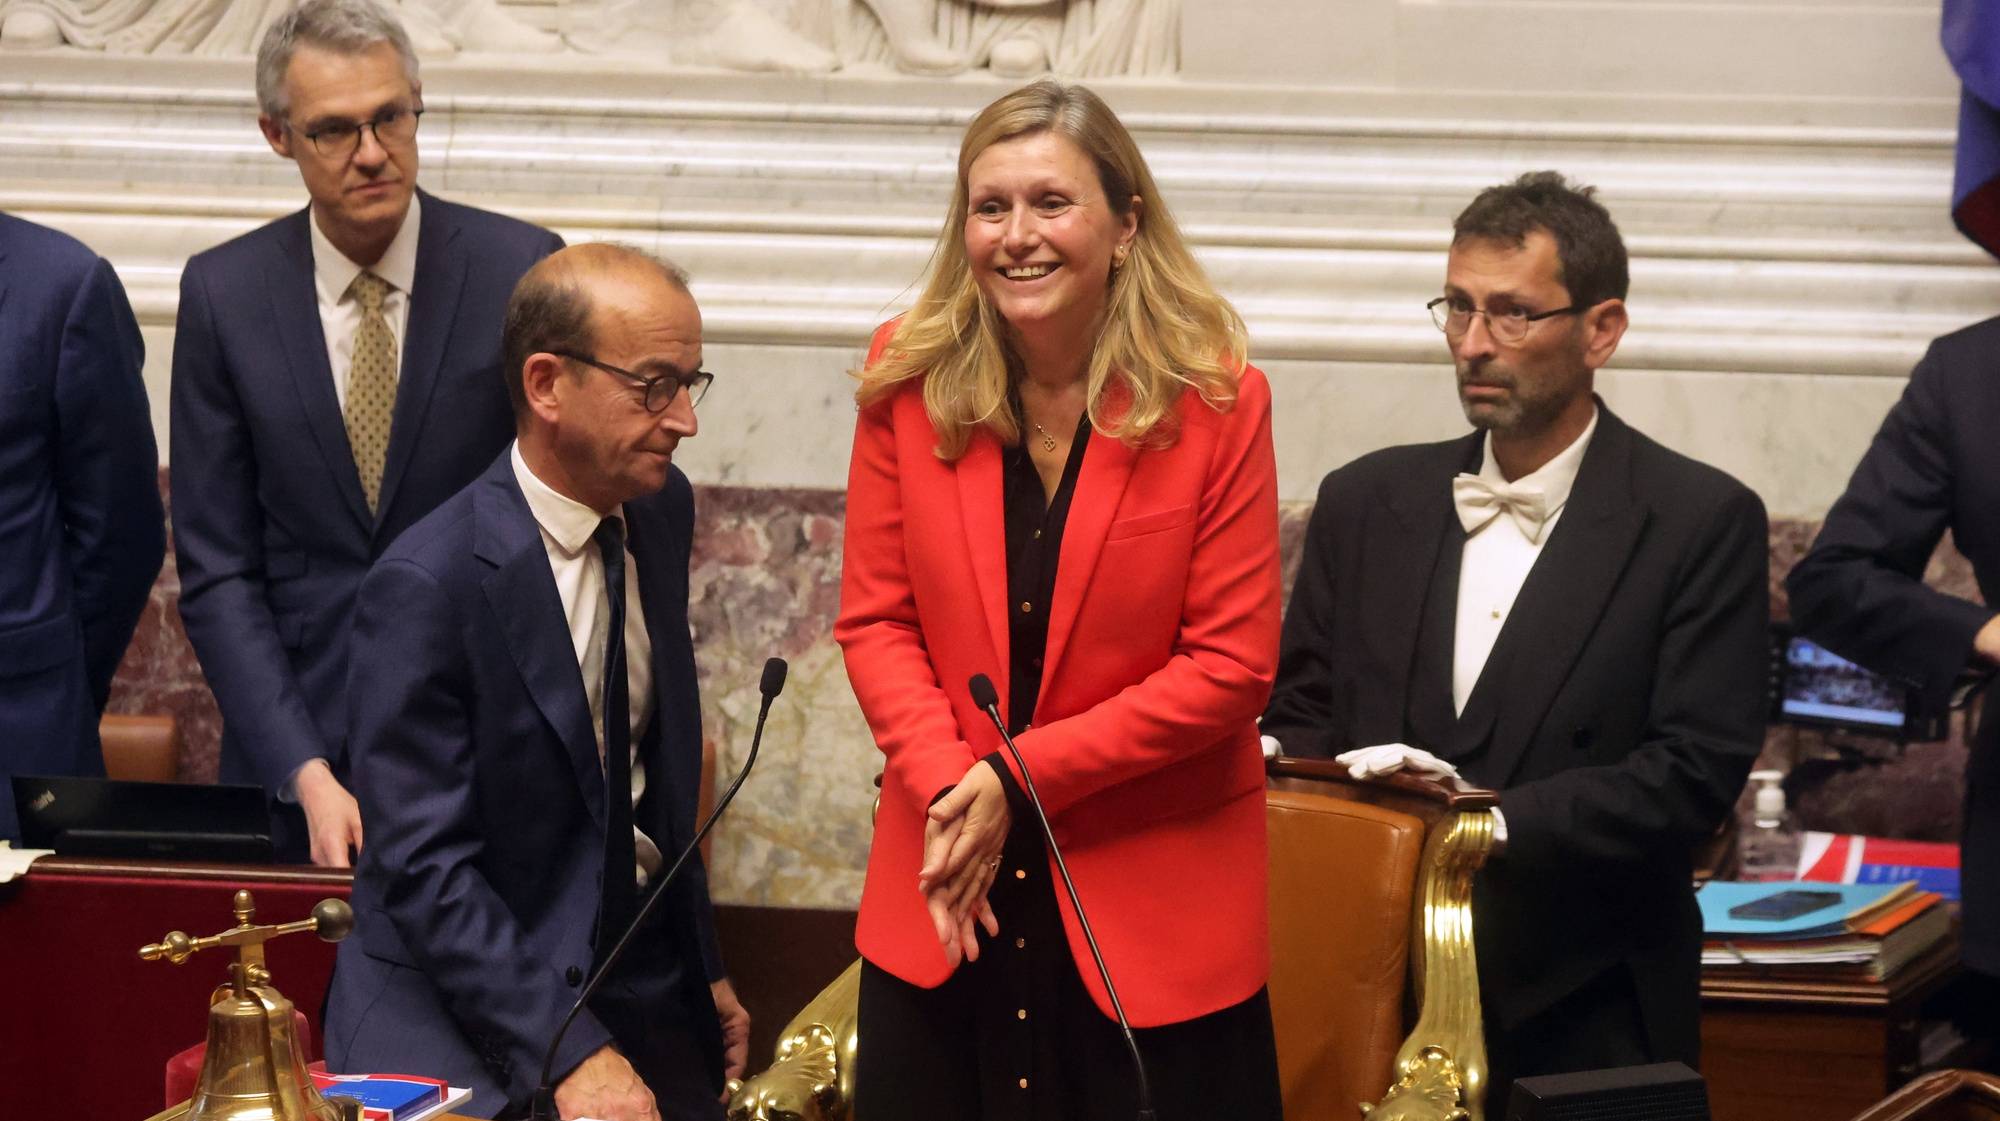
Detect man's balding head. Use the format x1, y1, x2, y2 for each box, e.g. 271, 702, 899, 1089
505, 243, 703, 513
501, 243, 693, 418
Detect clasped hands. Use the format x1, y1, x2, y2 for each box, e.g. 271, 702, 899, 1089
918, 758, 1011, 966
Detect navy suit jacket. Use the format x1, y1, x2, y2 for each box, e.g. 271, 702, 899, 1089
1787, 316, 2000, 975
170, 192, 562, 797
1264, 405, 1768, 1060
324, 452, 723, 1114
0, 211, 163, 841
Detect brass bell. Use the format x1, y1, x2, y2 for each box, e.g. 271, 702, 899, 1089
139, 889, 360, 1121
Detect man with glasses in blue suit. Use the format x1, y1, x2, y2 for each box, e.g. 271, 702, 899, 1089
326, 243, 747, 1121
170, 0, 561, 864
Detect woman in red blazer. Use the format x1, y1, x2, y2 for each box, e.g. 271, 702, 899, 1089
835, 79, 1284, 1120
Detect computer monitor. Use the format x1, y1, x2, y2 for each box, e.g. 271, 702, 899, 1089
1770, 628, 1936, 739
12, 775, 272, 862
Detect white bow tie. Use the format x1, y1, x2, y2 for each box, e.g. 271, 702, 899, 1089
1452, 474, 1553, 543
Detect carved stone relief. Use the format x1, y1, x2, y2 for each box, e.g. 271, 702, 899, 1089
0, 0, 1179, 77
796, 0, 1179, 78
0, 0, 562, 55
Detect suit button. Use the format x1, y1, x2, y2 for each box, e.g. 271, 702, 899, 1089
566, 966, 583, 987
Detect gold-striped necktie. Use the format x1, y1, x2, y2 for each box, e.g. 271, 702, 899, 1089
344, 271, 397, 515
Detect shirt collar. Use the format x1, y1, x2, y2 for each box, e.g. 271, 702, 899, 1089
511, 441, 623, 557
1475, 402, 1599, 515
309, 191, 421, 304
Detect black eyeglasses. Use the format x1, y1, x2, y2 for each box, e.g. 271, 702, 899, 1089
294, 105, 424, 159
1427, 295, 1580, 344
553, 350, 713, 412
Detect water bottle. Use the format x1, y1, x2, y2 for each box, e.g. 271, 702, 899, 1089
1738, 769, 1802, 881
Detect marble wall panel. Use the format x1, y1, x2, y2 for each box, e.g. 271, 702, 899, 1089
110, 470, 1985, 906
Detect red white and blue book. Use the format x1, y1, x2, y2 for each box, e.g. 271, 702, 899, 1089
311, 1071, 468, 1121
1797, 831, 1962, 902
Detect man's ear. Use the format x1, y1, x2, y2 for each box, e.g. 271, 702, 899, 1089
522, 352, 568, 424
259, 114, 294, 160
1582, 298, 1628, 371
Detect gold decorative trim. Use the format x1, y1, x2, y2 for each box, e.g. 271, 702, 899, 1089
726, 960, 860, 1121
1366, 808, 1495, 1121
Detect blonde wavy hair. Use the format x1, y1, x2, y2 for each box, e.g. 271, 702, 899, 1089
855, 79, 1247, 460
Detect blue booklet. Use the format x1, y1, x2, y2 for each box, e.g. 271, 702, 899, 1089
1697, 881, 1911, 939
312, 1072, 447, 1120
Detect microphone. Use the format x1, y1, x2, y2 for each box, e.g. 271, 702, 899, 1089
966, 673, 1154, 1121
530, 656, 788, 1119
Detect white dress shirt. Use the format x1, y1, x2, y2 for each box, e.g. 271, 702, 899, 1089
309, 193, 420, 409
511, 442, 664, 885
1451, 406, 1599, 713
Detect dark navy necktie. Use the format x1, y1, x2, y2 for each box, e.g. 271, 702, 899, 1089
593, 516, 637, 943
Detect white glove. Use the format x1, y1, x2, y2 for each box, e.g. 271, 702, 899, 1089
1333, 742, 1459, 782
1259, 734, 1282, 759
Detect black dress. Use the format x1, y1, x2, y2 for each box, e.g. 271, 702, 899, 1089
855, 416, 1284, 1121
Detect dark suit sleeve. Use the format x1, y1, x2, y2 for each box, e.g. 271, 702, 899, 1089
1500, 485, 1769, 869
55, 256, 163, 708
670, 474, 725, 984
350, 556, 615, 1098
1261, 469, 1343, 758
1785, 345, 1992, 709
687, 850, 725, 983
168, 262, 325, 791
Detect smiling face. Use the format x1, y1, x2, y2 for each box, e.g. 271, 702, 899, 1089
962, 130, 1139, 354
545, 268, 703, 513
259, 40, 419, 264
1444, 229, 1623, 440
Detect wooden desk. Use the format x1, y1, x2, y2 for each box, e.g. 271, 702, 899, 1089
1701, 936, 1964, 1121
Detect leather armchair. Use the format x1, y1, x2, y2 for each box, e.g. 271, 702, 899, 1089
1266, 755, 1500, 1121
100, 712, 181, 782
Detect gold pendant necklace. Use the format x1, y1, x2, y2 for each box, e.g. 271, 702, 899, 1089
1032, 422, 1057, 453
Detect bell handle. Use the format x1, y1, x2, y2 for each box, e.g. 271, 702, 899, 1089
138, 897, 353, 964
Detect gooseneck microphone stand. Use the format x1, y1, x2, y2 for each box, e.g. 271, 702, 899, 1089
529, 656, 788, 1120
967, 673, 1155, 1121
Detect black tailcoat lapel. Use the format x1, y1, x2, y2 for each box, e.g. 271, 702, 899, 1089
1472, 409, 1649, 788
1351, 433, 1484, 739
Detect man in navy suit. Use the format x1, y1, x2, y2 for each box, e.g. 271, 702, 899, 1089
0, 211, 163, 842
1787, 318, 2000, 1046
325, 243, 748, 1120
170, 0, 561, 863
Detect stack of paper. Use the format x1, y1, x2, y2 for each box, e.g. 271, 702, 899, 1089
1698, 880, 1950, 981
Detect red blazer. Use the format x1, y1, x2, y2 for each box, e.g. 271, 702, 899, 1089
836, 324, 1282, 1027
